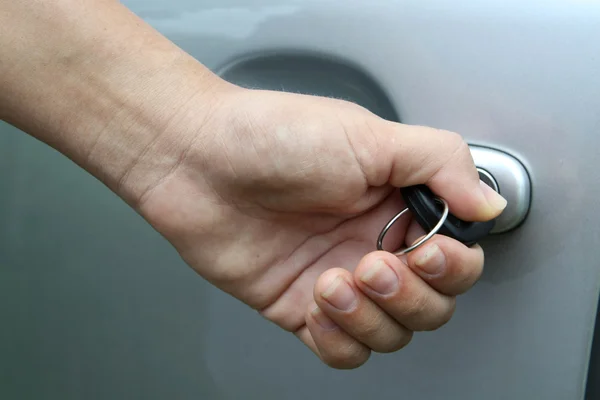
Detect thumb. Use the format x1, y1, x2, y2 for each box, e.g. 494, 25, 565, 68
360, 120, 507, 222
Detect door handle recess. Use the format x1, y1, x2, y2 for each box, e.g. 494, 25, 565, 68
469, 145, 531, 234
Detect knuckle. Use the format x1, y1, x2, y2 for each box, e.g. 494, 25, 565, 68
443, 129, 466, 148
374, 330, 414, 354
355, 313, 386, 341
421, 129, 472, 183
397, 291, 456, 331
440, 130, 470, 162
400, 292, 430, 321
454, 141, 471, 164
423, 299, 456, 331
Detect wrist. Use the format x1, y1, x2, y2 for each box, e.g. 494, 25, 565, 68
76, 56, 231, 206
0, 0, 232, 205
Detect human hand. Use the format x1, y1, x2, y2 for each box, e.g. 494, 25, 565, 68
0, 0, 506, 369
133, 85, 507, 369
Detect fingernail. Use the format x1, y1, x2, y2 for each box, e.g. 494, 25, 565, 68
321, 276, 357, 311
480, 180, 507, 211
359, 259, 398, 295
311, 306, 338, 330
414, 244, 446, 275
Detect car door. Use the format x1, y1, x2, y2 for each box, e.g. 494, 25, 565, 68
2, 0, 599, 399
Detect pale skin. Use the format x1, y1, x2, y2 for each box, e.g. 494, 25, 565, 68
0, 1, 507, 369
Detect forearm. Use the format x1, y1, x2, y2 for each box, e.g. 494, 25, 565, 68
0, 0, 226, 203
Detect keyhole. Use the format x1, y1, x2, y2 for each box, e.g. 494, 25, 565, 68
477, 168, 500, 193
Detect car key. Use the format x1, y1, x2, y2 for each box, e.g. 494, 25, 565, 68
400, 184, 496, 247
377, 182, 499, 255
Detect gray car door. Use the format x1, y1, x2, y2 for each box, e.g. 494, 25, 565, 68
2, 1, 599, 399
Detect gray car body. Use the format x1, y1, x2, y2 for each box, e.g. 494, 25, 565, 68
1, 0, 599, 399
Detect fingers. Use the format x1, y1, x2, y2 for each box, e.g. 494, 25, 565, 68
302, 303, 371, 369
406, 236, 485, 296
304, 238, 484, 369
403, 221, 485, 295
359, 120, 507, 221
312, 268, 413, 353
353, 253, 456, 332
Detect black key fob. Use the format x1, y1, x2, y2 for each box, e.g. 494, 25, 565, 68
400, 185, 496, 247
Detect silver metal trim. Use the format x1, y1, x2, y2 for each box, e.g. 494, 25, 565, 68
477, 167, 500, 193
469, 145, 531, 234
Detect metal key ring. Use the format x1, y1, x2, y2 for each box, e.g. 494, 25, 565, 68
376, 198, 449, 256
